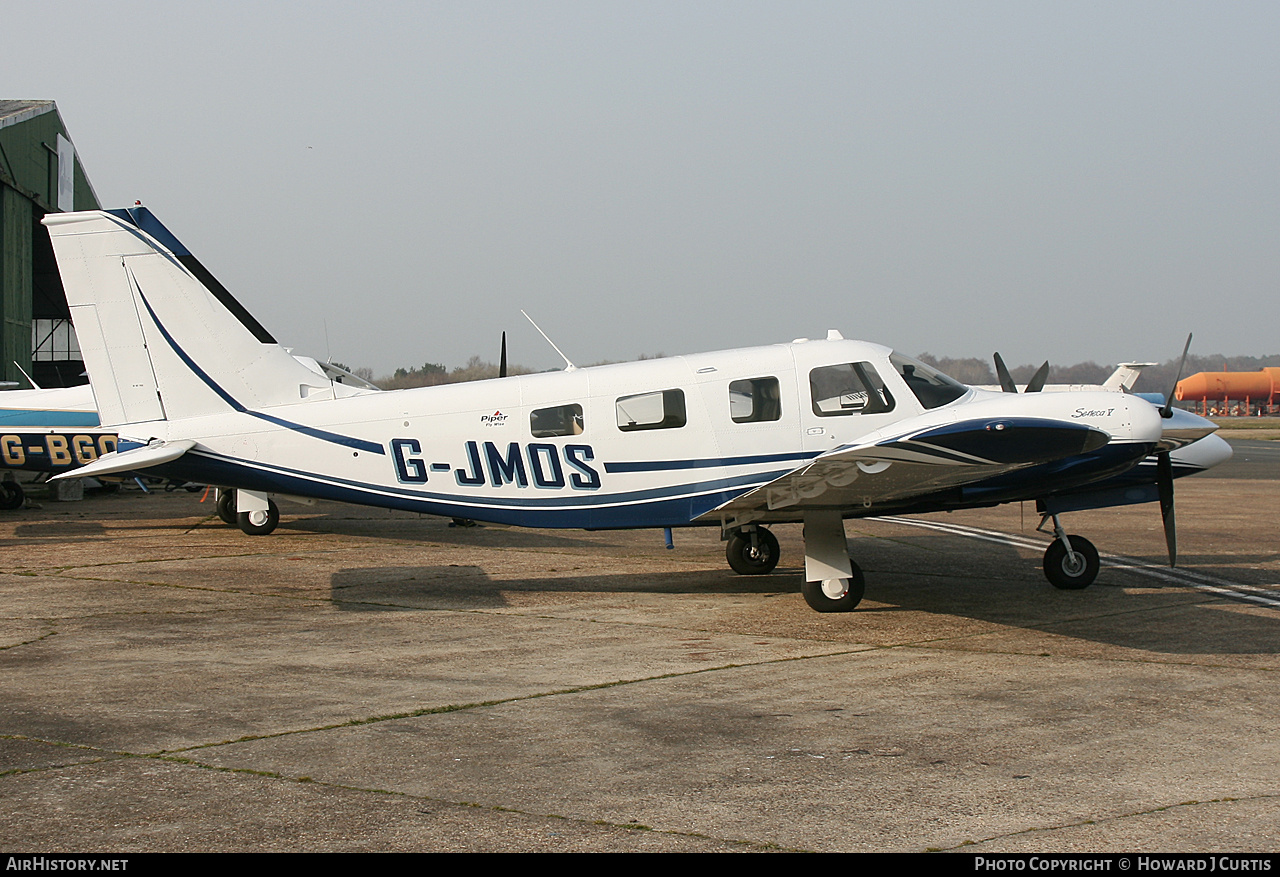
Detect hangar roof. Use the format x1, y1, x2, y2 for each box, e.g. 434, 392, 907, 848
0, 99, 100, 212
0, 100, 58, 128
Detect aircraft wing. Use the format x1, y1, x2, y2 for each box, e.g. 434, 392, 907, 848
707, 417, 1110, 518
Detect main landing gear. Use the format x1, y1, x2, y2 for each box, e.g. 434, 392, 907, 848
215, 488, 280, 536
1038, 514, 1099, 590
725, 511, 865, 613
725, 527, 780, 575
0, 478, 24, 511
238, 502, 280, 536
725, 511, 1105, 611
216, 489, 237, 525
800, 562, 865, 613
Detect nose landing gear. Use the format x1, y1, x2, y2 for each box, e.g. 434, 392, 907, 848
1039, 514, 1099, 590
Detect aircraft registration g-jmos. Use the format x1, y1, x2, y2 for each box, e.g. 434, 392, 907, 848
43, 206, 1231, 613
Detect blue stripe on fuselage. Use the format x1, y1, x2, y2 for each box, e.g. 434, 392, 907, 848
130, 287, 384, 456
153, 450, 779, 529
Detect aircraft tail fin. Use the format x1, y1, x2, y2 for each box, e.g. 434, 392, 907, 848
43, 207, 331, 427
1103, 362, 1157, 392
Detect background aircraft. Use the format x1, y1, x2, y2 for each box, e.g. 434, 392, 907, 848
0, 383, 114, 508
0, 358, 374, 512
44, 206, 1229, 612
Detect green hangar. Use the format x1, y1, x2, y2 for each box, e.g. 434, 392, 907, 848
0, 100, 100, 388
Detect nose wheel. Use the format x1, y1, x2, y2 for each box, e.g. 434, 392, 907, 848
1039, 514, 1099, 589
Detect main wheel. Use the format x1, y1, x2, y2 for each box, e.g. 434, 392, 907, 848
0, 481, 23, 510
216, 489, 237, 525
237, 499, 279, 536
726, 528, 780, 575
1043, 536, 1099, 590
801, 560, 865, 612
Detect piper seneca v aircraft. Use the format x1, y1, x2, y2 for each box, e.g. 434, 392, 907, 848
43, 206, 1231, 612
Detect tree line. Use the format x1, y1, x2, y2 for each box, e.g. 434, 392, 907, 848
348, 351, 1280, 394
916, 353, 1280, 395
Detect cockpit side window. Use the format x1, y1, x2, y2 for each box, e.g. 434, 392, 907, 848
809, 363, 895, 416
890, 353, 969, 409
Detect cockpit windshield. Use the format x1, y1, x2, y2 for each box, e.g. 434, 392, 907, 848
890, 353, 969, 410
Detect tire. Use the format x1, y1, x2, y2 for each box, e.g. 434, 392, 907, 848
801, 560, 865, 612
726, 528, 780, 575
1043, 536, 1099, 590
216, 489, 237, 525
0, 481, 23, 510
237, 499, 279, 536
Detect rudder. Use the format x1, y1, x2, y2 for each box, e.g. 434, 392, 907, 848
43, 207, 330, 427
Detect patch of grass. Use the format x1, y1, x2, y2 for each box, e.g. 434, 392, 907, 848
1211, 417, 1280, 429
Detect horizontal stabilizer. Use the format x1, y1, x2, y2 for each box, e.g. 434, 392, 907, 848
51, 439, 195, 481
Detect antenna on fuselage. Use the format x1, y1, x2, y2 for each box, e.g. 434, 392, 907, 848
521, 310, 577, 372
13, 362, 41, 390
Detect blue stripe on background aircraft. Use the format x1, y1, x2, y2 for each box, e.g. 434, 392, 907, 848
42, 206, 1230, 612
0, 383, 114, 508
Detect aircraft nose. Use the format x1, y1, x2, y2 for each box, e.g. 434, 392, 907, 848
1178, 433, 1233, 470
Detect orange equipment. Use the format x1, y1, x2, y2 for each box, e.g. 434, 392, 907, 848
1176, 368, 1280, 412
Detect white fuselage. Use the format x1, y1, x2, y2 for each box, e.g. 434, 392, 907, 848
123, 338, 1165, 529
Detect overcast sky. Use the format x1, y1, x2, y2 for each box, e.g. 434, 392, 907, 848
10, 2, 1278, 375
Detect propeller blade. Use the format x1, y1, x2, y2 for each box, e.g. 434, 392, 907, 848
499, 331, 507, 379
1025, 361, 1051, 393
993, 352, 1017, 393
1157, 450, 1177, 566
1161, 333, 1193, 418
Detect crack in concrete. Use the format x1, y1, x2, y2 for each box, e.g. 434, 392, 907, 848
934, 793, 1280, 851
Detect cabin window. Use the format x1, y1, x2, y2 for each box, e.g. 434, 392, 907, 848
809, 363, 895, 416
616, 389, 687, 432
531, 403, 584, 437
729, 377, 782, 423
890, 353, 969, 409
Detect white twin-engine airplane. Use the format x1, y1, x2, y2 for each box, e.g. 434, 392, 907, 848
43, 206, 1231, 613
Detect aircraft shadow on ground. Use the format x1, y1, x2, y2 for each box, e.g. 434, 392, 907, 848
328, 530, 1279, 657
849, 532, 1280, 655
12, 520, 107, 538
1120, 551, 1280, 567
329, 564, 793, 611
283, 513, 613, 552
